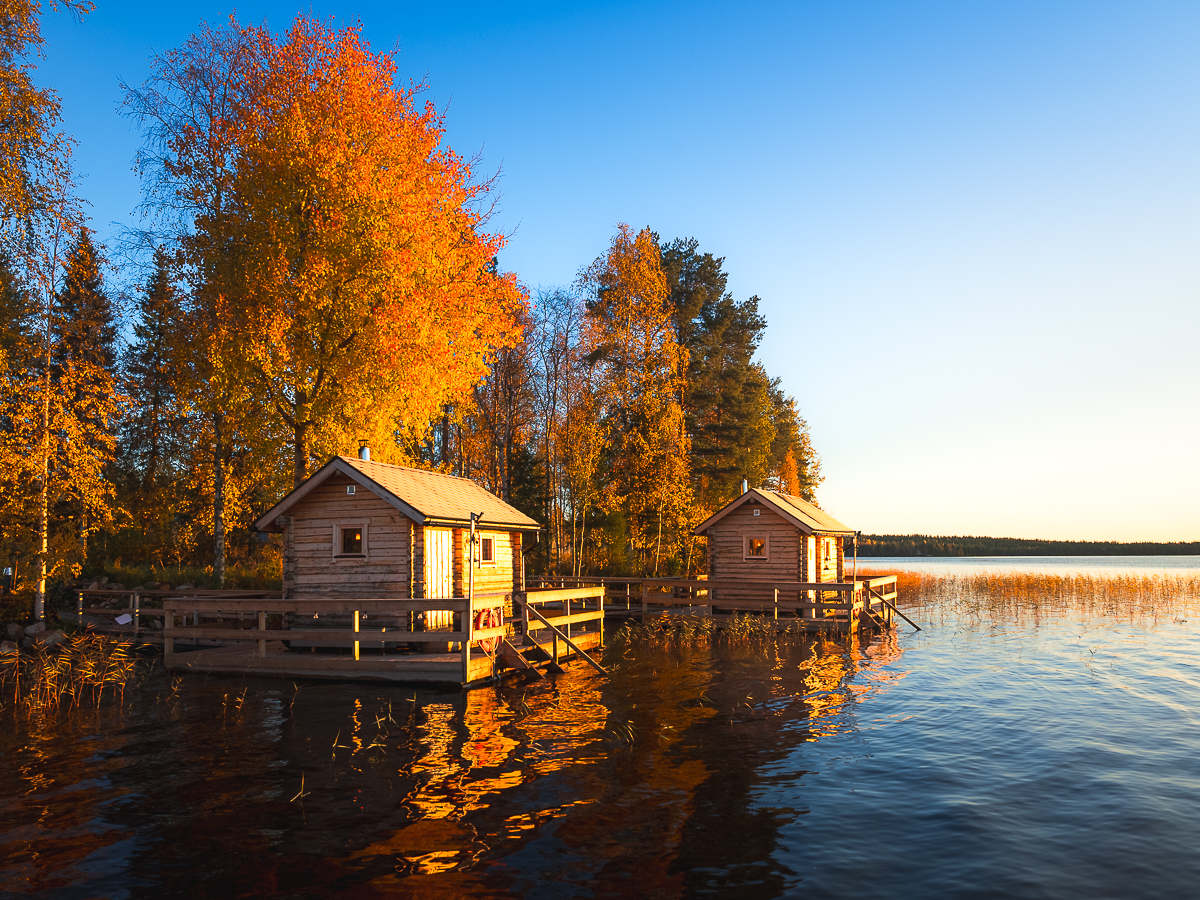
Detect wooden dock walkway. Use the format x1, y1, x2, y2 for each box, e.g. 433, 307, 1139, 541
68, 575, 901, 688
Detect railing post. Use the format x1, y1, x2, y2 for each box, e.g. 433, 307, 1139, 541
76, 590, 83, 623
258, 609, 267, 659
353, 610, 360, 661
625, 582, 631, 612
641, 581, 648, 622
463, 597, 473, 683
598, 587, 605, 648
773, 588, 779, 621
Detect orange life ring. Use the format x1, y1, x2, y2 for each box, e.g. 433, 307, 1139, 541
474, 606, 502, 653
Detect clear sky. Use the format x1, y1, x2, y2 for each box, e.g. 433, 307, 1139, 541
35, 0, 1200, 542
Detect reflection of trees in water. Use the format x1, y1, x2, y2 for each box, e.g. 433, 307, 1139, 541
0, 630, 908, 897
666, 631, 907, 898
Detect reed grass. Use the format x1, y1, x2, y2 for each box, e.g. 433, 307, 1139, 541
0, 633, 139, 715
858, 567, 1200, 623
610, 612, 827, 648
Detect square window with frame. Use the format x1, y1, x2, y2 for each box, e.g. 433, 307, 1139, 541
479, 535, 496, 566
333, 522, 368, 560
744, 535, 770, 560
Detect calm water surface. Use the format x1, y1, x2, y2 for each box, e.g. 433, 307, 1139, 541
3, 581, 1200, 898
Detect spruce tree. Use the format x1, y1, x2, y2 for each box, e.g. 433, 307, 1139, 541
55, 228, 116, 373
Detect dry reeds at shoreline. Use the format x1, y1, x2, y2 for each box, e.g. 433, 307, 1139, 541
0, 633, 139, 715
858, 568, 1200, 622
612, 612, 835, 648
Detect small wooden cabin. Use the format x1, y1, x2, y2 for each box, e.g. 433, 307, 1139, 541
253, 453, 540, 624
692, 489, 855, 600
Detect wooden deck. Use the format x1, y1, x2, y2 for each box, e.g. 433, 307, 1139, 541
154, 586, 606, 688
163, 629, 604, 685
538, 575, 903, 632
70, 575, 904, 687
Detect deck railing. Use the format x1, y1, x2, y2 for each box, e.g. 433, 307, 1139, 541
537, 575, 900, 631
153, 588, 604, 682
71, 588, 274, 638
517, 586, 606, 665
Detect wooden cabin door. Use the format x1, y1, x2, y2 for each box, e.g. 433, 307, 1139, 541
424, 528, 453, 599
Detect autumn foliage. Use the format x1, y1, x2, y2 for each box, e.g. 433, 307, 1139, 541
221, 20, 525, 484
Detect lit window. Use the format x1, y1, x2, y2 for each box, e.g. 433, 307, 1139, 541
340, 527, 363, 556
745, 536, 769, 559
480, 536, 495, 565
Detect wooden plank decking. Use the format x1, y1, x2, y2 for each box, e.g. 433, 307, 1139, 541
164, 629, 604, 685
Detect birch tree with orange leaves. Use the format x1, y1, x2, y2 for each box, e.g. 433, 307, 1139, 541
222, 18, 526, 487
581, 225, 692, 575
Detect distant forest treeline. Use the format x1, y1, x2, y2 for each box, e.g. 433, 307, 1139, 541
856, 535, 1200, 557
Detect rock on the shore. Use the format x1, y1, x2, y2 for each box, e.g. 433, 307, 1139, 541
24, 622, 45, 636
0, 640, 16, 652
5, 623, 20, 639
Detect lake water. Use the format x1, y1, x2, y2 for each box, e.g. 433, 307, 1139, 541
3, 564, 1200, 898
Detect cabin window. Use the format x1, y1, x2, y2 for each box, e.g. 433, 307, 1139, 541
333, 522, 369, 560
744, 535, 770, 560
479, 536, 496, 566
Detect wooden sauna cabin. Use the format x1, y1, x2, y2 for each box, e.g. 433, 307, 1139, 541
252, 449, 541, 647
692, 487, 855, 613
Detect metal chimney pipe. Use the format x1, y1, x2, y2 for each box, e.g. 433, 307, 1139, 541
741, 479, 748, 495
358, 444, 370, 461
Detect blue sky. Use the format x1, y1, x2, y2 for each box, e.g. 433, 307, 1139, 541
37, 1, 1200, 541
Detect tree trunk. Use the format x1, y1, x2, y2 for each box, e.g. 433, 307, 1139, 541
213, 411, 226, 587
35, 301, 52, 621
441, 406, 450, 467
293, 418, 309, 488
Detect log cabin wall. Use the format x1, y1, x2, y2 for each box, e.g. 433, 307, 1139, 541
705, 501, 801, 603
460, 529, 518, 618
287, 472, 412, 598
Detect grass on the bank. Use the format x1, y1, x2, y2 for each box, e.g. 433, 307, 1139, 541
1, 633, 139, 714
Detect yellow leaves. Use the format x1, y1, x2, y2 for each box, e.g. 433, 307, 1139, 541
579, 224, 694, 572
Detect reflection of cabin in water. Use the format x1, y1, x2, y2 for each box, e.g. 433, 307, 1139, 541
253, 451, 541, 630
692, 488, 855, 600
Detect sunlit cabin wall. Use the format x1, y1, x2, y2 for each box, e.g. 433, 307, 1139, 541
704, 500, 802, 604
457, 528, 519, 618
281, 472, 412, 598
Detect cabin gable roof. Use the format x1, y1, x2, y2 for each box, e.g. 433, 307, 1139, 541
692, 488, 854, 536
253, 456, 541, 533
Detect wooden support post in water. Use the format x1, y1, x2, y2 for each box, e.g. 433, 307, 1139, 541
76, 591, 83, 623
598, 588, 605, 648
773, 588, 779, 621
641, 580, 648, 622
132, 591, 140, 636
258, 610, 267, 658
164, 611, 173, 665
353, 610, 360, 661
